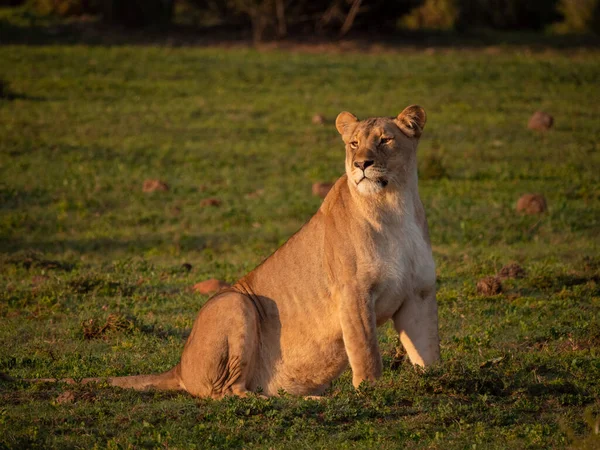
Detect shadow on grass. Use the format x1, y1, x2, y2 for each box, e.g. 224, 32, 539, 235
0, 232, 246, 256
0, 79, 45, 102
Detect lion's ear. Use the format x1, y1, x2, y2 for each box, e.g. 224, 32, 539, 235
395, 105, 427, 139
335, 111, 358, 140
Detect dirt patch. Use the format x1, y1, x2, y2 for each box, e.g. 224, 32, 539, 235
312, 114, 328, 125
31, 275, 50, 286
527, 111, 554, 131
200, 198, 222, 207
516, 193, 547, 214
143, 179, 169, 192
55, 390, 75, 404
477, 276, 503, 296
498, 263, 526, 279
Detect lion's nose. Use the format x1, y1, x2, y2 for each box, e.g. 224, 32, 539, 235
353, 160, 374, 171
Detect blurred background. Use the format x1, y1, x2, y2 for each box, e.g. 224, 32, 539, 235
1, 0, 599, 44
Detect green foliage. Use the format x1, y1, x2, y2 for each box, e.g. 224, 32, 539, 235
399, 0, 562, 31
0, 44, 599, 448
400, 0, 459, 31
30, 0, 102, 17
550, 0, 600, 34
27, 0, 174, 26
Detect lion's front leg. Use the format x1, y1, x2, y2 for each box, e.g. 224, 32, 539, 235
338, 286, 383, 388
393, 289, 440, 367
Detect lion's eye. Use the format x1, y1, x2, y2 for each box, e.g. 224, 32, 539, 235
349, 141, 358, 149
380, 137, 393, 145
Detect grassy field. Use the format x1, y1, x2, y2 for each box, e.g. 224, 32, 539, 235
0, 40, 599, 448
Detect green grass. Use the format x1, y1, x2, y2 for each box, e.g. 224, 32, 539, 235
0, 41, 599, 448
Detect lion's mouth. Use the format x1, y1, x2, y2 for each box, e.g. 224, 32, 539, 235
356, 176, 388, 188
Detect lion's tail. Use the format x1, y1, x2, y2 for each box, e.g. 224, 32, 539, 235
3, 365, 184, 392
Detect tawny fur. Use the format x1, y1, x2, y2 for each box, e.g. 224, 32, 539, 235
24, 105, 441, 398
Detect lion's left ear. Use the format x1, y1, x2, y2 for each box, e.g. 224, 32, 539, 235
395, 105, 427, 139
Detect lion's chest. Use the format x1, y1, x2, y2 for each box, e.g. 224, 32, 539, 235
370, 218, 435, 324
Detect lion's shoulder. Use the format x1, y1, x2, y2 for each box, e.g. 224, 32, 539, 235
320, 175, 351, 216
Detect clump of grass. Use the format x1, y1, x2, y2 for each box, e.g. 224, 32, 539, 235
81, 313, 136, 340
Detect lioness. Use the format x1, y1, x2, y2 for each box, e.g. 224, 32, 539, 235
33, 105, 440, 398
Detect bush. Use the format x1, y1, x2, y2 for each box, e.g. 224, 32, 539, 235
31, 0, 102, 17
400, 0, 459, 30
30, 0, 175, 26
550, 0, 600, 34
399, 0, 561, 31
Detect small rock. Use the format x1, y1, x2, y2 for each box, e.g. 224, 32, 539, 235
498, 263, 526, 279
516, 193, 547, 214
312, 114, 326, 125
143, 179, 169, 192
200, 198, 222, 207
477, 276, 503, 296
56, 391, 75, 404
527, 111, 553, 131
193, 279, 231, 295
312, 182, 334, 198
181, 263, 193, 272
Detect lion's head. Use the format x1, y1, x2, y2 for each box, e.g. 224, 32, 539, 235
335, 105, 427, 197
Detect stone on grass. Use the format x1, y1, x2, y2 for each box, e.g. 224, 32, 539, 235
527, 111, 553, 131
200, 198, 222, 207
193, 279, 231, 295
312, 182, 334, 198
516, 193, 547, 214
477, 276, 503, 296
143, 179, 169, 192
498, 263, 526, 279
312, 114, 326, 125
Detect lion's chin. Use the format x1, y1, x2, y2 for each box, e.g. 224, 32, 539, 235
355, 177, 387, 196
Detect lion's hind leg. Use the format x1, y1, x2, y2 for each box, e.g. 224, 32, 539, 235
179, 291, 260, 398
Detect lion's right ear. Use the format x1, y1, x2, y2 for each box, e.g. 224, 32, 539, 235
395, 105, 427, 139
335, 111, 358, 140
